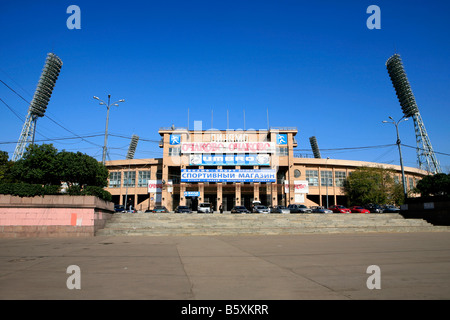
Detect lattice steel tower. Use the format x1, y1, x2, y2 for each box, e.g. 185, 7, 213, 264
126, 134, 139, 160
386, 53, 441, 174
12, 53, 63, 161
309, 136, 321, 159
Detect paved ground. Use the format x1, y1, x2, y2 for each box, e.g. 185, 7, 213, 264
1, 232, 450, 301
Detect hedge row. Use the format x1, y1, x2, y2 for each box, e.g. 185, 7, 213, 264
0, 183, 112, 202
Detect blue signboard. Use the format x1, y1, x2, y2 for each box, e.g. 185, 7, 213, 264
184, 191, 200, 197
170, 134, 181, 145
181, 169, 276, 182
189, 154, 270, 166
277, 134, 287, 145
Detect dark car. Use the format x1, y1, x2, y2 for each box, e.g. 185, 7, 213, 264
328, 205, 351, 213
231, 206, 250, 214
152, 206, 168, 213
114, 205, 125, 213
364, 204, 383, 213
271, 205, 291, 214
174, 206, 192, 213
287, 204, 312, 213
382, 205, 400, 213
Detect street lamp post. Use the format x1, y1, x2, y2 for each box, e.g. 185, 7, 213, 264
326, 157, 330, 208
382, 116, 409, 201
93, 95, 125, 164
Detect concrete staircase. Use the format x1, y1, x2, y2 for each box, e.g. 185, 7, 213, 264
96, 212, 450, 236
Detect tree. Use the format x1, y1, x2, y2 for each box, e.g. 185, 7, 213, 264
9, 144, 108, 187
0, 151, 14, 183
344, 166, 404, 205
57, 151, 108, 188
415, 173, 450, 197
10, 144, 60, 185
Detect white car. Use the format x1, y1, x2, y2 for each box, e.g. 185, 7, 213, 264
311, 206, 333, 214
197, 203, 212, 213
253, 205, 270, 213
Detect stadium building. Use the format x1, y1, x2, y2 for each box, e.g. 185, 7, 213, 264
105, 126, 427, 212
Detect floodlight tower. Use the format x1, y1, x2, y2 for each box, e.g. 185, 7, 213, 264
386, 53, 441, 174
309, 136, 321, 159
126, 134, 139, 160
12, 53, 63, 161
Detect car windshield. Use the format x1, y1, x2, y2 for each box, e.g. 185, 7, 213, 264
299, 205, 307, 208
235, 206, 246, 209
256, 206, 267, 209
200, 204, 210, 207
178, 206, 188, 209
155, 206, 164, 209
278, 206, 287, 209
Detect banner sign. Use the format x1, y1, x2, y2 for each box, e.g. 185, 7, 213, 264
284, 180, 309, 194
184, 191, 200, 197
181, 169, 276, 182
148, 180, 162, 193
181, 142, 275, 154
294, 180, 309, 193
189, 154, 270, 166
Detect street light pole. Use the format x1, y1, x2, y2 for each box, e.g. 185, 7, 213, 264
326, 157, 329, 208
382, 116, 409, 201
93, 95, 125, 164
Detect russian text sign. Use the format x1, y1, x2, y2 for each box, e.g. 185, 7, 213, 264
181, 169, 276, 182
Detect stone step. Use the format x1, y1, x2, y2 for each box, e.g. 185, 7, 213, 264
96, 212, 449, 236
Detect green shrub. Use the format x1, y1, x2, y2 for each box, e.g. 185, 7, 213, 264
0, 183, 111, 202
83, 186, 112, 202
0, 183, 60, 197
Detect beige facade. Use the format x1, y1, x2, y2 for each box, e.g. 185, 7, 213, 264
105, 127, 427, 211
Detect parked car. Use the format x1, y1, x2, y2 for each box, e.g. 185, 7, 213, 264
252, 205, 270, 213
329, 205, 351, 213
114, 205, 125, 213
152, 206, 168, 213
287, 204, 312, 213
197, 203, 212, 213
311, 206, 333, 214
364, 204, 383, 213
231, 206, 250, 214
382, 205, 400, 213
349, 206, 370, 213
174, 206, 192, 213
271, 205, 291, 214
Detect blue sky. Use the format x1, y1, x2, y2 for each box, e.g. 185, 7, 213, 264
0, 0, 449, 171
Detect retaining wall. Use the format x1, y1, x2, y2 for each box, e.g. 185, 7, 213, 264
0, 195, 114, 238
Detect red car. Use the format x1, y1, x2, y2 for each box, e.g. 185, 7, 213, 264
349, 206, 370, 213
329, 205, 351, 213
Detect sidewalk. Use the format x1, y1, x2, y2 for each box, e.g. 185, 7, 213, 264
1, 232, 450, 300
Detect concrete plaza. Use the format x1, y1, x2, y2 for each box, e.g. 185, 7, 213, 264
1, 232, 450, 300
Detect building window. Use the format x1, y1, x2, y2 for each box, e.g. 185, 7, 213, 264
335, 171, 346, 187
138, 171, 151, 187
394, 175, 400, 184
169, 147, 180, 156
306, 170, 318, 186
109, 172, 121, 188
409, 177, 414, 190
276, 147, 288, 156
124, 171, 136, 187
321, 171, 333, 187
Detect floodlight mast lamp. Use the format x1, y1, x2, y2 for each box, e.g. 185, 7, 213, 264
93, 95, 125, 164
382, 116, 409, 201
386, 53, 441, 174
12, 53, 63, 161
